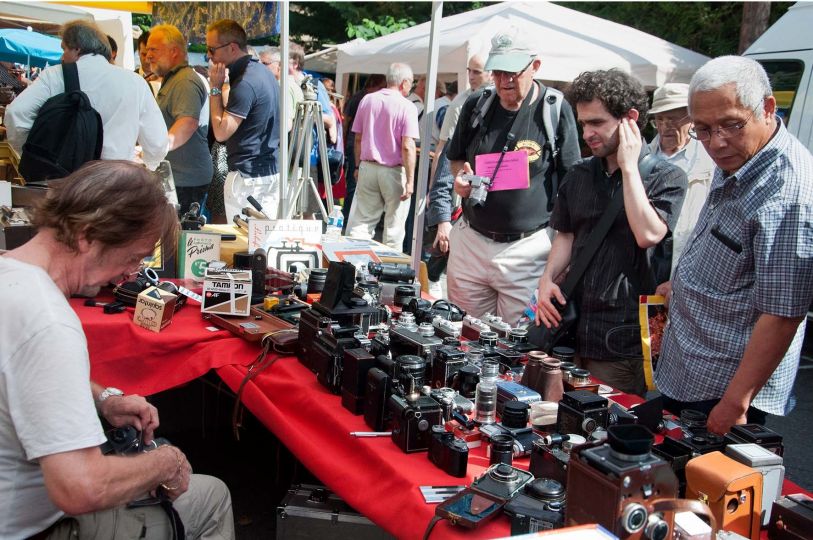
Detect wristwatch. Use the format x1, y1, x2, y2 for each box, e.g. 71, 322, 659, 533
210, 87, 222, 96
97, 387, 124, 403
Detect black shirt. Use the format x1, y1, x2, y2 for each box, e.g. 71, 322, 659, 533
447, 82, 580, 234
551, 146, 687, 360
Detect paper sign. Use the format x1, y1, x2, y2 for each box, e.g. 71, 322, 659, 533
247, 219, 323, 271
177, 231, 221, 279
474, 150, 530, 191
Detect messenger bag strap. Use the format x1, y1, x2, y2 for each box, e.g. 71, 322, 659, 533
559, 152, 659, 299
62, 62, 80, 93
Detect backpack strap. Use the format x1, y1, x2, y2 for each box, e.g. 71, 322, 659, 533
542, 87, 563, 211
62, 62, 80, 93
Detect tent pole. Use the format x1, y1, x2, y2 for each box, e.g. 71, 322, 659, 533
411, 1, 442, 274
278, 0, 289, 219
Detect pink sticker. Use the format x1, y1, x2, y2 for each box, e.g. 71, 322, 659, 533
474, 150, 530, 191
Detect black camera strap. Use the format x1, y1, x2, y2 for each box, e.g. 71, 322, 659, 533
559, 152, 659, 299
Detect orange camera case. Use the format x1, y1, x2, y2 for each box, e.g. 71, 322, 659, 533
685, 451, 763, 539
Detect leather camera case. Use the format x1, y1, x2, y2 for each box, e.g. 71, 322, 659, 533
685, 451, 763, 540
769, 493, 813, 539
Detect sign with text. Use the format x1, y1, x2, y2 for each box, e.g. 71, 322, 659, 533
248, 219, 322, 271
177, 231, 221, 279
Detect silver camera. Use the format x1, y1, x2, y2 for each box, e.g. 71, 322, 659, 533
462, 174, 492, 207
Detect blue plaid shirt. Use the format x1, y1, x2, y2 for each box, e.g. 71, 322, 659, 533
655, 120, 813, 415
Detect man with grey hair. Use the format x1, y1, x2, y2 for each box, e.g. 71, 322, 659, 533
655, 55, 813, 433
147, 24, 213, 214
345, 63, 419, 250
6, 19, 167, 170
447, 27, 579, 325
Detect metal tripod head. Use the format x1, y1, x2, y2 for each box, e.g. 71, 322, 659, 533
284, 75, 335, 223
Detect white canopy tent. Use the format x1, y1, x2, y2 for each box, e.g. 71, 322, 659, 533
335, 1, 709, 95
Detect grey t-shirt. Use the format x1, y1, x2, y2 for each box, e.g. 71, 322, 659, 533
156, 64, 213, 187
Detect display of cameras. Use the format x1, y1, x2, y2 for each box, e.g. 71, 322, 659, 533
565, 425, 678, 539
471, 463, 535, 502
428, 425, 469, 477
504, 478, 566, 534
388, 393, 443, 453
479, 421, 540, 459
556, 390, 609, 438
312, 322, 365, 394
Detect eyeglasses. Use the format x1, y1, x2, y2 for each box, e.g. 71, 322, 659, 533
650, 115, 690, 129
493, 60, 534, 80
261, 60, 279, 66
206, 42, 233, 55
688, 106, 759, 141
467, 67, 484, 75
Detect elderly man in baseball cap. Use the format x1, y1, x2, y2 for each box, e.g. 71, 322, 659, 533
649, 83, 716, 280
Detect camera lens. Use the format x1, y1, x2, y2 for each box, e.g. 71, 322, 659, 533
551, 346, 575, 362
501, 400, 530, 429
453, 365, 480, 399
644, 516, 670, 540
489, 434, 515, 466
479, 331, 499, 347
621, 503, 648, 533
394, 285, 416, 307
680, 409, 708, 430
508, 327, 528, 343
306, 268, 328, 294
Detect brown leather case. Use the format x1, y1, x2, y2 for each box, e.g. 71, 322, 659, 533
685, 451, 763, 540
203, 306, 298, 353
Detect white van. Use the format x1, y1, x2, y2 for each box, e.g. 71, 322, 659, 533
745, 2, 813, 152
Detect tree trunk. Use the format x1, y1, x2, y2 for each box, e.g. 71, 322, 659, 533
739, 2, 772, 53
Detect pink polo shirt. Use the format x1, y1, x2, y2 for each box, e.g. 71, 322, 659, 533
352, 88, 420, 167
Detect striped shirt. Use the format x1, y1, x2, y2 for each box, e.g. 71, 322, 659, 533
655, 120, 813, 415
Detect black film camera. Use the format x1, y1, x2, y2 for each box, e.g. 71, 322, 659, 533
101, 426, 170, 455
556, 390, 609, 438
388, 355, 442, 453
428, 425, 468, 477
504, 478, 566, 534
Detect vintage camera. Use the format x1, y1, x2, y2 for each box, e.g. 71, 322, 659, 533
435, 463, 534, 529
465, 331, 502, 361
390, 319, 444, 364
461, 315, 490, 340
428, 425, 469, 477
431, 315, 461, 340
363, 366, 392, 432
311, 322, 365, 394
101, 426, 170, 455
480, 400, 540, 458
497, 327, 538, 356
529, 433, 586, 487
504, 478, 566, 534
316, 261, 382, 332
724, 423, 784, 457
432, 345, 467, 388
428, 387, 474, 422
452, 364, 481, 399
556, 390, 609, 438
651, 436, 694, 498
462, 174, 492, 207
566, 425, 679, 539
341, 347, 376, 414
495, 380, 541, 414
683, 430, 726, 455
388, 354, 443, 452
481, 312, 513, 338
403, 298, 466, 325
367, 262, 420, 306
563, 368, 600, 394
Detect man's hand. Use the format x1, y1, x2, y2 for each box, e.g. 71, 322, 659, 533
208, 63, 227, 91
433, 221, 453, 254
535, 275, 567, 328
707, 397, 748, 435
327, 124, 338, 146
453, 162, 474, 198
101, 395, 160, 444
156, 446, 192, 501
655, 281, 673, 307
401, 180, 414, 201
616, 118, 642, 174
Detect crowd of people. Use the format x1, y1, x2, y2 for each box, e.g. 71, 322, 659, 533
2, 15, 813, 539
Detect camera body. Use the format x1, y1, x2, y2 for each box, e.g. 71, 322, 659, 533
480, 422, 540, 458
724, 423, 784, 457
364, 365, 393, 431
480, 312, 513, 338
505, 478, 566, 534
341, 347, 376, 414
462, 174, 492, 207
308, 320, 366, 394
461, 315, 490, 340
566, 425, 678, 540
556, 390, 608, 438
389, 393, 443, 453
389, 322, 444, 365
495, 380, 541, 415
432, 316, 461, 339
432, 345, 467, 388
428, 425, 469, 477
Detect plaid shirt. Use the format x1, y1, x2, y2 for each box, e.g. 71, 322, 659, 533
655, 120, 813, 415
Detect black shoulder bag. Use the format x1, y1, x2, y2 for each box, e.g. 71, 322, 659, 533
527, 153, 659, 352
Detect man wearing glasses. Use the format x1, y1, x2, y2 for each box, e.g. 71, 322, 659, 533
647, 83, 715, 282
655, 56, 813, 434
207, 19, 281, 220
447, 27, 580, 326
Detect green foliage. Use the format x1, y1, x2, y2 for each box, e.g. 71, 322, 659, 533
346, 16, 415, 41
132, 13, 152, 34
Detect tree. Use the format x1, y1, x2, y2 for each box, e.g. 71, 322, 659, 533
739, 2, 772, 53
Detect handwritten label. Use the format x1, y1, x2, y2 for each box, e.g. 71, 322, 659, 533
474, 150, 530, 191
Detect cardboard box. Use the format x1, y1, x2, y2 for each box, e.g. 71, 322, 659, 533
134, 286, 177, 332
177, 231, 221, 279
202, 268, 252, 316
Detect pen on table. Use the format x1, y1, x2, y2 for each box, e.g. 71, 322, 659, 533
350, 431, 392, 437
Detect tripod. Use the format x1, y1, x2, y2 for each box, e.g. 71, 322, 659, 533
284, 77, 334, 222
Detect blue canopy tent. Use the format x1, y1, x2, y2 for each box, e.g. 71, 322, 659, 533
0, 29, 62, 69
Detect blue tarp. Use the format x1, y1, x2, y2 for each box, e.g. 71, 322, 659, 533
0, 29, 62, 69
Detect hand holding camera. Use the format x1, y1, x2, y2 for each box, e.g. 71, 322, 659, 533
99, 394, 160, 445
453, 162, 475, 198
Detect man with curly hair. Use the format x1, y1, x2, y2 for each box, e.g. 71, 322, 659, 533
535, 69, 686, 395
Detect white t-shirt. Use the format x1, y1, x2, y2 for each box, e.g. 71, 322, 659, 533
0, 256, 106, 538
439, 88, 473, 143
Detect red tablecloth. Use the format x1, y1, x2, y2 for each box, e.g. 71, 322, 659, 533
71, 295, 257, 395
